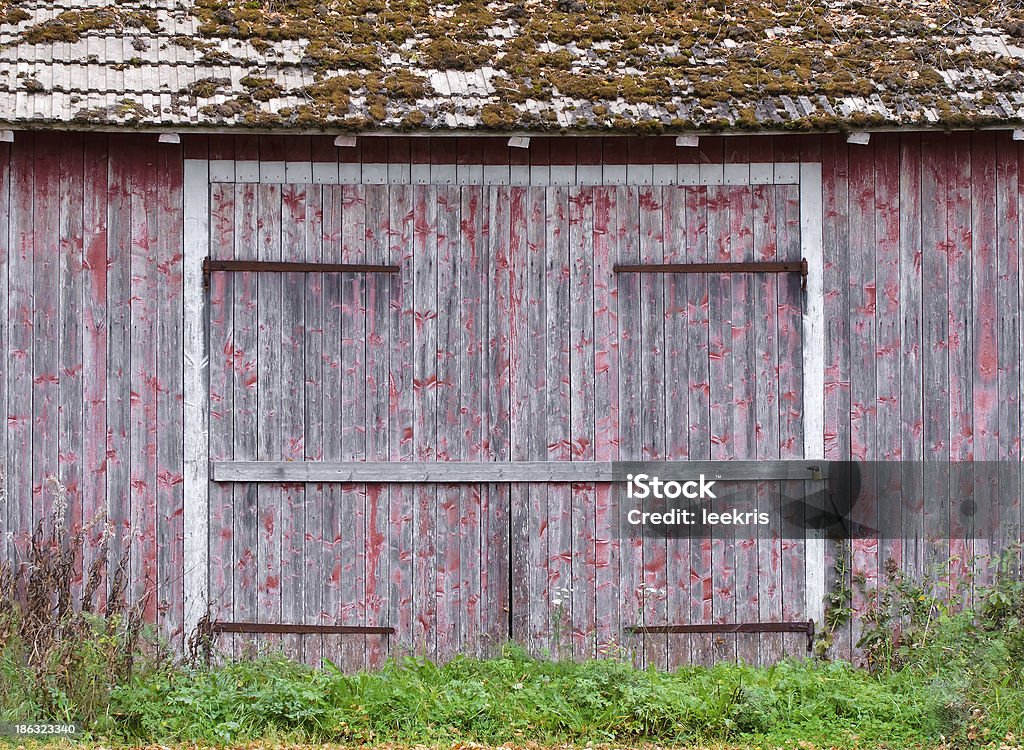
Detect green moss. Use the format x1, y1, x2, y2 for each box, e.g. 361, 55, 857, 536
187, 77, 231, 99
240, 75, 283, 101
420, 38, 492, 70
20, 7, 158, 44
383, 70, 427, 101
175, 0, 1022, 133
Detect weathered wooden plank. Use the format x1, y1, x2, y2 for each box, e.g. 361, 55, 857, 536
388, 183, 416, 655
525, 186, 549, 652
79, 134, 109, 611
435, 183, 462, 662
211, 460, 825, 483
0, 140, 10, 562
751, 172, 784, 666
662, 183, 689, 666
544, 185, 573, 660
339, 182, 368, 670
157, 139, 185, 643
707, 182, 737, 664
616, 184, 643, 664
639, 183, 669, 668
34, 135, 61, 527
484, 184, 511, 655
412, 183, 438, 658
685, 184, 714, 666
919, 134, 951, 581
256, 183, 284, 650
592, 185, 620, 658
182, 156, 211, 639
300, 181, 326, 667
509, 185, 531, 648
320, 184, 344, 667
57, 134, 85, 597
970, 131, 998, 592
846, 141, 877, 663
364, 183, 392, 667
457, 185, 484, 656
230, 181, 260, 656
730, 178, 760, 666
208, 181, 235, 652
947, 134, 973, 600
279, 183, 308, 659
996, 134, 1021, 564
568, 185, 597, 660
897, 135, 924, 593
106, 138, 133, 557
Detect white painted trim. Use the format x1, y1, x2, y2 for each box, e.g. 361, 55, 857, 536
205, 160, 800, 187
799, 161, 826, 626
182, 158, 211, 640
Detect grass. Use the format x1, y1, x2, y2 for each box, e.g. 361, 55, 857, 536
1, 498, 1024, 749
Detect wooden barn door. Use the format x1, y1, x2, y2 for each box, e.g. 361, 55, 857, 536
508, 179, 811, 668
204, 181, 508, 667
613, 181, 808, 667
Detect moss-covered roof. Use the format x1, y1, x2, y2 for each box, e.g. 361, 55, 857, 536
0, 0, 1023, 132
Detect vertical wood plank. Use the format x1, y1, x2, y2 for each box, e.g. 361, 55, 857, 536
525, 185, 549, 652
847, 140, 877, 662
662, 184, 690, 666
568, 185, 596, 660
947, 133, 973, 599
995, 134, 1021, 565
388, 183, 416, 655
484, 185, 511, 655
920, 133, 952, 586
300, 182, 326, 666
874, 134, 903, 597
0, 140, 10, 561
231, 181, 260, 656
970, 131, 998, 592
80, 134, 109, 610
821, 135, 852, 660
157, 140, 185, 643
751, 170, 784, 665
130, 145, 161, 621
364, 183, 392, 667
57, 134, 85, 594
509, 184, 531, 647
898, 135, 925, 595
435, 183, 462, 662
592, 184, 619, 658
685, 183, 713, 665
458, 185, 485, 656
256, 183, 284, 649
639, 183, 669, 668
339, 182, 368, 670
208, 181, 235, 652
544, 185, 573, 660
707, 182, 737, 664
33, 135, 60, 527
107, 138, 133, 560
412, 183, 438, 658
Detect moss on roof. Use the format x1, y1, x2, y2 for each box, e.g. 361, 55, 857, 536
1, 0, 1024, 131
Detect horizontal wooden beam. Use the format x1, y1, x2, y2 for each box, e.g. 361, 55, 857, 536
210, 460, 826, 483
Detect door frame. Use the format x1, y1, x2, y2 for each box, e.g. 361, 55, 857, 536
181, 155, 825, 639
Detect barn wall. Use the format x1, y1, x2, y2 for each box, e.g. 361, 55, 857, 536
0, 132, 186, 642
1, 130, 1021, 663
